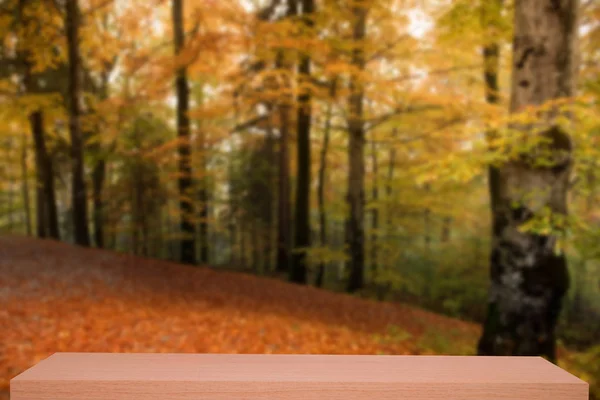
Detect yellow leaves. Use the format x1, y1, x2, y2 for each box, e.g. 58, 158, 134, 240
323, 61, 353, 76
17, 3, 65, 73
0, 15, 13, 38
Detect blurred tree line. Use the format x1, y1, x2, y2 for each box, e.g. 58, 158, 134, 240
0, 0, 599, 367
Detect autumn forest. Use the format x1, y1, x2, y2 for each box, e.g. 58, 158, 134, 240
1, 0, 599, 397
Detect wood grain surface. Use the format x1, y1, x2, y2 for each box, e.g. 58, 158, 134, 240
10, 353, 589, 400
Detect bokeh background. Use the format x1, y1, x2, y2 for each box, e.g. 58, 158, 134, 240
1, 0, 599, 399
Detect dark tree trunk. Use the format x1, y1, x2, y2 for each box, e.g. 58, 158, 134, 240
315, 79, 336, 288
197, 138, 209, 265
35, 185, 46, 238
370, 138, 379, 280
290, 0, 315, 285
66, 0, 90, 246
131, 162, 143, 255
265, 123, 276, 272
387, 131, 396, 231
424, 184, 431, 253
195, 86, 210, 264
275, 0, 296, 274
346, 1, 368, 293
172, 0, 196, 264
240, 219, 247, 270
228, 158, 238, 266
92, 72, 109, 249
20, 133, 32, 236
478, 0, 579, 361
5, 139, 15, 231
92, 160, 105, 247
198, 186, 210, 264
30, 111, 60, 240
252, 224, 261, 273
276, 92, 292, 273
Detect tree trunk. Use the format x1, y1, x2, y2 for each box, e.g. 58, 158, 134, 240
92, 71, 109, 249
370, 138, 379, 280
66, 0, 90, 246
131, 168, 140, 255
228, 157, 238, 266
424, 184, 431, 253
387, 132, 396, 233
20, 133, 32, 236
315, 79, 336, 288
478, 0, 579, 361
345, 1, 368, 293
92, 160, 105, 247
275, 0, 296, 274
30, 111, 60, 239
265, 122, 276, 272
195, 85, 210, 264
172, 0, 196, 264
276, 88, 292, 274
290, 0, 315, 285
6, 139, 15, 232
198, 185, 210, 263
252, 224, 260, 273
35, 184, 46, 237
240, 219, 247, 270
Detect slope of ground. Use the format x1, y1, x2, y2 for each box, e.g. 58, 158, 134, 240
0, 236, 592, 400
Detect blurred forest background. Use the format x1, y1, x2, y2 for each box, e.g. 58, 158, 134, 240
0, 0, 599, 398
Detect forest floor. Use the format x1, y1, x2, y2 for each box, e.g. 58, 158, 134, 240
0, 236, 593, 400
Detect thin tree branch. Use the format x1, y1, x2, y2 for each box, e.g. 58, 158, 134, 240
230, 115, 269, 134
366, 35, 411, 63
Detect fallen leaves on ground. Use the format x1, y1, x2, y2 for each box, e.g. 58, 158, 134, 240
0, 236, 481, 398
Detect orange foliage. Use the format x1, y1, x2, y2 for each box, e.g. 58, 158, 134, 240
0, 236, 479, 399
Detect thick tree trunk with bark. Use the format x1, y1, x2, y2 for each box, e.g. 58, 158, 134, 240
478, 0, 579, 361
290, 0, 315, 284
66, 0, 90, 246
346, 1, 367, 293
172, 0, 196, 264
30, 111, 60, 239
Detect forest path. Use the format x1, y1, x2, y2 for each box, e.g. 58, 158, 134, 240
0, 235, 479, 399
